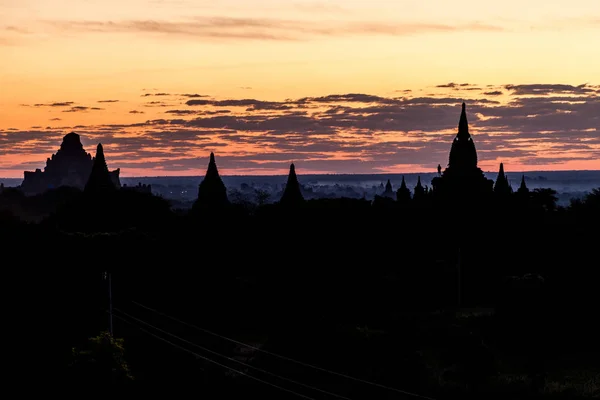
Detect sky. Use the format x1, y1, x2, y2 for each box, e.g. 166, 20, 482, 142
1, 0, 599, 178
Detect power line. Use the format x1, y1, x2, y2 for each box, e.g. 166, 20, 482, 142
111, 312, 317, 400
113, 308, 352, 400
131, 301, 437, 400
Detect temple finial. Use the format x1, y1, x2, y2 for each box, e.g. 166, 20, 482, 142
458, 102, 469, 139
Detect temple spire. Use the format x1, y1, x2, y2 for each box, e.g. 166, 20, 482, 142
494, 162, 512, 195
195, 152, 228, 207
396, 176, 411, 203
457, 102, 470, 140
413, 176, 425, 202
518, 174, 529, 195
415, 176, 422, 189
84, 143, 116, 194
280, 163, 304, 205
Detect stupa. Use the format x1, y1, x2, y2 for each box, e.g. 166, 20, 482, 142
20, 132, 120, 195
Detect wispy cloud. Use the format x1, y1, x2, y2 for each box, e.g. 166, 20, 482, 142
29, 101, 75, 107
504, 84, 595, 96
62, 106, 104, 113
40, 17, 504, 41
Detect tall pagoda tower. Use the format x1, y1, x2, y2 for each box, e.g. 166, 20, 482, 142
280, 163, 304, 205
195, 152, 229, 208
431, 103, 493, 200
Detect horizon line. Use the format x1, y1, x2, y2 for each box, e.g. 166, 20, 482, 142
4, 168, 599, 181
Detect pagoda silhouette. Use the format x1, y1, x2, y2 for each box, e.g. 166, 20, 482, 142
381, 179, 395, 199
493, 162, 513, 197
84, 143, 117, 194
194, 152, 229, 209
20, 132, 120, 195
431, 103, 493, 201
280, 163, 304, 205
396, 176, 411, 204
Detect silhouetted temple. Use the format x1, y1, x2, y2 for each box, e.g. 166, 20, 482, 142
381, 179, 395, 199
195, 152, 228, 207
396, 176, 411, 203
431, 103, 493, 199
494, 162, 512, 196
517, 175, 529, 195
280, 163, 305, 204
20, 132, 120, 195
413, 176, 426, 202
84, 144, 117, 194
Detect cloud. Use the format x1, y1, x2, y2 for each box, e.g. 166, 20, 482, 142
31, 101, 75, 107
179, 93, 210, 98
504, 84, 596, 96
3, 82, 599, 174
50, 118, 62, 121
165, 109, 231, 115
5, 26, 31, 34
41, 17, 504, 42
144, 101, 169, 107
98, 99, 120, 103
484, 91, 503, 96
129, 110, 145, 114
436, 82, 473, 88
142, 92, 171, 97
165, 109, 200, 115
186, 98, 294, 110
61, 106, 104, 112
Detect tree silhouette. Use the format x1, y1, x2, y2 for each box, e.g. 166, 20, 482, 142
69, 331, 133, 385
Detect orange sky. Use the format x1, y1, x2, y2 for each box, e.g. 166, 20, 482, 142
1, 0, 599, 178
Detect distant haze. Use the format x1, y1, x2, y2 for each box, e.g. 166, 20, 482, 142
3, 170, 598, 207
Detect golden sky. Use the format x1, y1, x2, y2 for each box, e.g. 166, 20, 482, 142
1, 0, 599, 177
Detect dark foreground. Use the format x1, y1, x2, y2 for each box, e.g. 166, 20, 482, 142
3, 189, 600, 399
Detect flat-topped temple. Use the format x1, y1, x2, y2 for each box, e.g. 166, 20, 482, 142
20, 132, 120, 195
